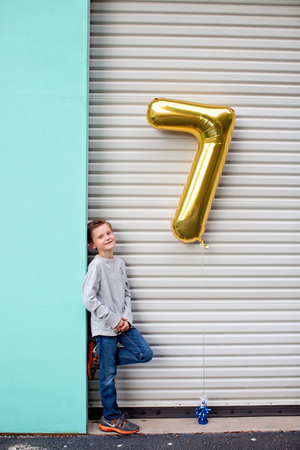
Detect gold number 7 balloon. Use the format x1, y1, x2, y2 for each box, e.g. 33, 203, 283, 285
147, 98, 235, 247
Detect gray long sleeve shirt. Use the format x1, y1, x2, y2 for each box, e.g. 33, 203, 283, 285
82, 254, 133, 337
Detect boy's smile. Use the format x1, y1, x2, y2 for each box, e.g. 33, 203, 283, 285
90, 223, 116, 258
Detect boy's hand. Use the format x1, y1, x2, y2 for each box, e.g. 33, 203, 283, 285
115, 317, 129, 333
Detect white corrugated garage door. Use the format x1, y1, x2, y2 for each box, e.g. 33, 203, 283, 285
88, 0, 300, 407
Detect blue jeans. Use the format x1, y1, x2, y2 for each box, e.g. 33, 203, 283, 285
95, 327, 153, 420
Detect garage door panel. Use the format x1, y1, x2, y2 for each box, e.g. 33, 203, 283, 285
88, 0, 300, 408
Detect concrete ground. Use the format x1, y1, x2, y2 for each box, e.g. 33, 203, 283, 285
1, 418, 299, 450
1, 429, 300, 450
88, 416, 300, 435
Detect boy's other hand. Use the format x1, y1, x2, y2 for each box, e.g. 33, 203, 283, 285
115, 317, 129, 333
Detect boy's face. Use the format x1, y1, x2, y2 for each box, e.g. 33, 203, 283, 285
89, 223, 116, 256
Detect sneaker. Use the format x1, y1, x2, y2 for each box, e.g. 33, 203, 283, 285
99, 412, 139, 434
87, 341, 100, 381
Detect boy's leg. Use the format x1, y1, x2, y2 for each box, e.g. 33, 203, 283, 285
95, 335, 121, 420
95, 335, 140, 434
117, 327, 153, 366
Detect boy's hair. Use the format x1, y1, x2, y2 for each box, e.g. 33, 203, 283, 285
87, 219, 113, 244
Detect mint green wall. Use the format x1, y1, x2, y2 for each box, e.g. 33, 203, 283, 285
0, 1, 89, 433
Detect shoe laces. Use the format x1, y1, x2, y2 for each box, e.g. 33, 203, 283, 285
114, 411, 129, 429
92, 353, 99, 366
92, 345, 100, 367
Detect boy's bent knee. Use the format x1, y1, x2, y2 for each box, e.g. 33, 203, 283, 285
142, 347, 153, 363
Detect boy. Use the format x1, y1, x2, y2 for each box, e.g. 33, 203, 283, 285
83, 219, 153, 434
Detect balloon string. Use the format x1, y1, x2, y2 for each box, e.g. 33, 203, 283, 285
201, 244, 206, 396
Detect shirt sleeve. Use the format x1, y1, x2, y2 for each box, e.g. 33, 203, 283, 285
82, 264, 121, 329
122, 267, 133, 325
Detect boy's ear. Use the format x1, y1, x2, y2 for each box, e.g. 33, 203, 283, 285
89, 241, 97, 250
